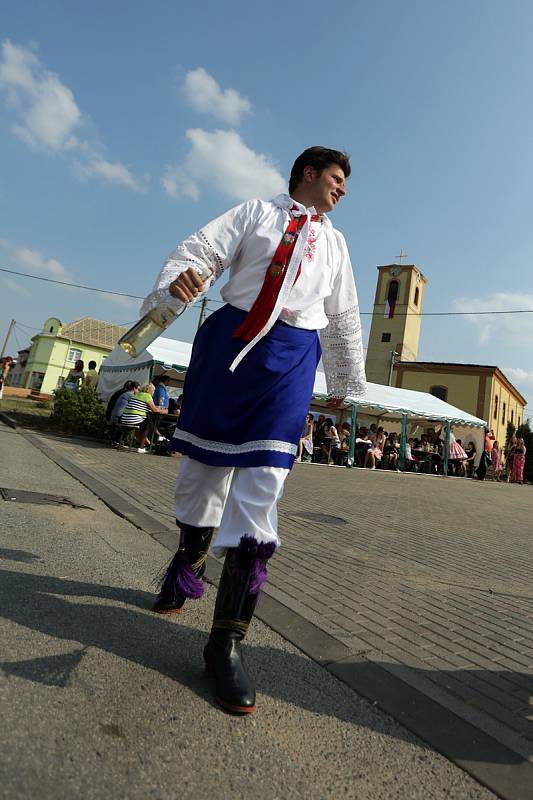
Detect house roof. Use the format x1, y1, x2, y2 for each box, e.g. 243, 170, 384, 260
58, 317, 128, 351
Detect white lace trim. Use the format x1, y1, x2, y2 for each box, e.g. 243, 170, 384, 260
172, 429, 297, 456
320, 304, 367, 399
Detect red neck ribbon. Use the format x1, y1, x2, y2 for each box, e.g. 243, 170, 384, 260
233, 207, 320, 343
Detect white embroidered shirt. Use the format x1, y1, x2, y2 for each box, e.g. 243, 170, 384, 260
142, 194, 366, 398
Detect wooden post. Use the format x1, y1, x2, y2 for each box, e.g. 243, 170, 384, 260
443, 420, 451, 477
347, 402, 357, 467
399, 413, 408, 471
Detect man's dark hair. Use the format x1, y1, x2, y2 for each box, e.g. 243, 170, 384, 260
88, 360, 97, 370
156, 374, 171, 384
288, 147, 351, 195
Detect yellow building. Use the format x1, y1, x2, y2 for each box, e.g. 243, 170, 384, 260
365, 264, 428, 385
393, 362, 526, 443
365, 261, 528, 439
19, 316, 127, 395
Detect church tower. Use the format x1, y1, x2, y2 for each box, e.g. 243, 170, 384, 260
365, 263, 428, 385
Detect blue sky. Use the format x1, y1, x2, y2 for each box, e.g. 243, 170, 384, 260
1, 0, 532, 412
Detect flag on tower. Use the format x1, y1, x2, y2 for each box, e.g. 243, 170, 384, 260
385, 280, 399, 319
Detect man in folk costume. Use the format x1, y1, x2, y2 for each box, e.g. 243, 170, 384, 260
143, 146, 367, 714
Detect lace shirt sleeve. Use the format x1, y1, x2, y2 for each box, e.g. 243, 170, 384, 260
141, 200, 259, 315
320, 231, 367, 399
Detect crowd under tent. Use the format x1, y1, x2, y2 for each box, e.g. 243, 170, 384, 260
99, 335, 487, 474
310, 372, 487, 472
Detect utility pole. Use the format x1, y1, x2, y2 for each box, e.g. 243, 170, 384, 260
0, 318, 15, 359
388, 350, 399, 386
197, 297, 208, 330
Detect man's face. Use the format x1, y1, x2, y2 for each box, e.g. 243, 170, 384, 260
306, 164, 346, 213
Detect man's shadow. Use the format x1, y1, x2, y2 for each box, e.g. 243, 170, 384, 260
0, 562, 531, 765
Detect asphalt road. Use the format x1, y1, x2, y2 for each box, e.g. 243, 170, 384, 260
0, 423, 496, 799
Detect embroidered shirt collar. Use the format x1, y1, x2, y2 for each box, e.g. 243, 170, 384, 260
271, 194, 332, 230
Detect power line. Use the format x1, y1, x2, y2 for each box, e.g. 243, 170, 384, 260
0, 267, 145, 299
3, 265, 533, 317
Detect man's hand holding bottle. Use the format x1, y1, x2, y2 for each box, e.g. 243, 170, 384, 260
169, 267, 214, 303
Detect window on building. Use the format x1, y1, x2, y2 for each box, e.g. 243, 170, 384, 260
30, 372, 45, 391
430, 385, 448, 402
381, 332, 391, 342
518, 417, 521, 427
414, 287, 419, 306
493, 395, 498, 420
511, 409, 514, 424
67, 348, 82, 363
49, 325, 54, 332
502, 402, 506, 425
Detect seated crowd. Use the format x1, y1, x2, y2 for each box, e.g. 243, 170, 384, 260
105, 375, 182, 453
297, 416, 523, 481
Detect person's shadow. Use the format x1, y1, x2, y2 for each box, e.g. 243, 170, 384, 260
0, 557, 531, 766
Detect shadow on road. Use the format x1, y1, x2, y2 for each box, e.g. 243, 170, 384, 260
0, 548, 41, 563
0, 566, 531, 766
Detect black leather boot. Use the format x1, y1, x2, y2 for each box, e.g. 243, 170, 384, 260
204, 537, 275, 714
152, 524, 215, 615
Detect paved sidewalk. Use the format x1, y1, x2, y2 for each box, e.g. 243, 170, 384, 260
19, 430, 533, 798
0, 423, 502, 800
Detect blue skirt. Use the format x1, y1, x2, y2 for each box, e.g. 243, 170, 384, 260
171, 304, 321, 468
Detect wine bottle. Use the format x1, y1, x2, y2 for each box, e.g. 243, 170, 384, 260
120, 262, 213, 358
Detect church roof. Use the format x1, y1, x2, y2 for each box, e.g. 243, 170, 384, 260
58, 317, 128, 351
395, 361, 527, 405
398, 361, 499, 369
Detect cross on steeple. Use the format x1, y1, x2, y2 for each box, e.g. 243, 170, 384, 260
395, 248, 408, 264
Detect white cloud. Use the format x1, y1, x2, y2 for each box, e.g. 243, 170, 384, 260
0, 40, 81, 151
503, 367, 533, 394
0, 40, 141, 191
101, 293, 139, 309
3, 277, 29, 295
161, 164, 199, 200
74, 158, 142, 192
162, 128, 285, 202
0, 238, 68, 277
453, 292, 533, 346
183, 68, 251, 125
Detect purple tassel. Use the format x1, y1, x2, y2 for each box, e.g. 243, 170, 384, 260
157, 547, 205, 601
233, 535, 276, 595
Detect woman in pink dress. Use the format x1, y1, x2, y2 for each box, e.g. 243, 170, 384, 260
448, 431, 468, 475
491, 441, 502, 481
511, 437, 526, 484
367, 426, 386, 469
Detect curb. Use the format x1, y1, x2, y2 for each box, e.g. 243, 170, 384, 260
18, 426, 533, 800
0, 411, 17, 429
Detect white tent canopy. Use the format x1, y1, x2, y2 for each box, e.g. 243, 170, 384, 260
98, 336, 192, 400
99, 335, 487, 453
312, 371, 486, 427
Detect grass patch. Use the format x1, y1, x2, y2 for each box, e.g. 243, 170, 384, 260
0, 398, 52, 417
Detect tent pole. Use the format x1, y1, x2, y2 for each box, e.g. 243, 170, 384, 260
443, 421, 451, 477
399, 413, 408, 471
347, 402, 357, 468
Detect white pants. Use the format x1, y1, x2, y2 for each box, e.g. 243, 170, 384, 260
174, 456, 289, 558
